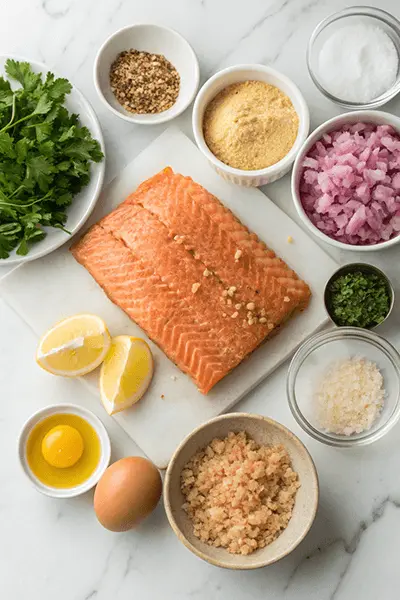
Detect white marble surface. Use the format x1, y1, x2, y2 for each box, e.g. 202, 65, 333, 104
1, 0, 400, 598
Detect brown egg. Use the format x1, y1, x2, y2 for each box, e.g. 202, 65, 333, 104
94, 456, 162, 531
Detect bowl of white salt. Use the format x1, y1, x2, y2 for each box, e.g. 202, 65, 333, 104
307, 6, 400, 109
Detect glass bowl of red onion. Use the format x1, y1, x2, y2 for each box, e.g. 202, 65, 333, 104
307, 6, 400, 110
291, 110, 400, 252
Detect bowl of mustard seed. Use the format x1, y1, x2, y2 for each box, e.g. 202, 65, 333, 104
94, 24, 200, 125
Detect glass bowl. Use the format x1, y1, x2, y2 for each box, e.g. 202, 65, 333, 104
287, 328, 400, 447
307, 6, 400, 109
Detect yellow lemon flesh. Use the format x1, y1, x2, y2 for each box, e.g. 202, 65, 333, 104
100, 336, 153, 415
36, 314, 111, 377
42, 425, 84, 468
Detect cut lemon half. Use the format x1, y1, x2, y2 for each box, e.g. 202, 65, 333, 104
36, 314, 111, 377
100, 336, 153, 415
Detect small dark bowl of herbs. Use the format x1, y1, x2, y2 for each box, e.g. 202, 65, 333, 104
324, 263, 394, 330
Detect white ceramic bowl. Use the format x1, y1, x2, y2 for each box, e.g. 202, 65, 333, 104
0, 55, 105, 265
18, 404, 111, 498
192, 64, 310, 187
94, 24, 200, 125
291, 110, 400, 251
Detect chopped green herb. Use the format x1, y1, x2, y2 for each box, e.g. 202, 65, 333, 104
329, 271, 391, 328
0, 60, 103, 258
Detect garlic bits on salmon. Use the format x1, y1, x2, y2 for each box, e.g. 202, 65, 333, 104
36, 314, 111, 377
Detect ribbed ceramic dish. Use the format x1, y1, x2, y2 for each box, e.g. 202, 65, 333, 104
192, 64, 310, 187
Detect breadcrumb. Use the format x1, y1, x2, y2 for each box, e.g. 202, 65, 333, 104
181, 432, 299, 555
191, 282, 201, 294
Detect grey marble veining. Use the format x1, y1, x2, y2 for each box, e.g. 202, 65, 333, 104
1, 0, 400, 598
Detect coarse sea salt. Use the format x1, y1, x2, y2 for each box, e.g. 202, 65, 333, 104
318, 23, 399, 103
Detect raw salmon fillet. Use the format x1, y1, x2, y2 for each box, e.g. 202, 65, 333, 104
71, 168, 311, 393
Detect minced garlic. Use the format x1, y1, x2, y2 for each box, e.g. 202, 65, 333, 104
203, 81, 299, 171
315, 358, 385, 436
191, 283, 201, 294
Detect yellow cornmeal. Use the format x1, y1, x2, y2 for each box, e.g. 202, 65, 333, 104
203, 81, 299, 171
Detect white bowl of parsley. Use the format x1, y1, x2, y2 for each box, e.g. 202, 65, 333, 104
0, 56, 105, 263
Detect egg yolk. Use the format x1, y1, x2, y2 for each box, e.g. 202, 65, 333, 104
42, 425, 84, 468
27, 413, 101, 488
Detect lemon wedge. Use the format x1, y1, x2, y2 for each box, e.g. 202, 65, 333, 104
36, 314, 111, 377
100, 336, 153, 415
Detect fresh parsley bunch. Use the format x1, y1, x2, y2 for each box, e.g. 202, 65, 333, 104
0, 60, 103, 258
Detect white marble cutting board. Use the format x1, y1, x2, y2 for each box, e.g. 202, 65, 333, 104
1, 127, 337, 468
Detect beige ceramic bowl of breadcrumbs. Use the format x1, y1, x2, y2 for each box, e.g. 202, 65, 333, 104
164, 413, 319, 569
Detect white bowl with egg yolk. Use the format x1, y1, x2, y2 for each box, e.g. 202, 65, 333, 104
18, 404, 111, 499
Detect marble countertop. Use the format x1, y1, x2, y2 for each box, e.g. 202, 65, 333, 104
2, 1, 400, 598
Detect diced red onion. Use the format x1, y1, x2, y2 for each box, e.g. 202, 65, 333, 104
300, 123, 400, 245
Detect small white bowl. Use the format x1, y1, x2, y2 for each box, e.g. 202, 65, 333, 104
192, 64, 310, 187
291, 110, 400, 252
18, 404, 111, 499
94, 24, 200, 125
